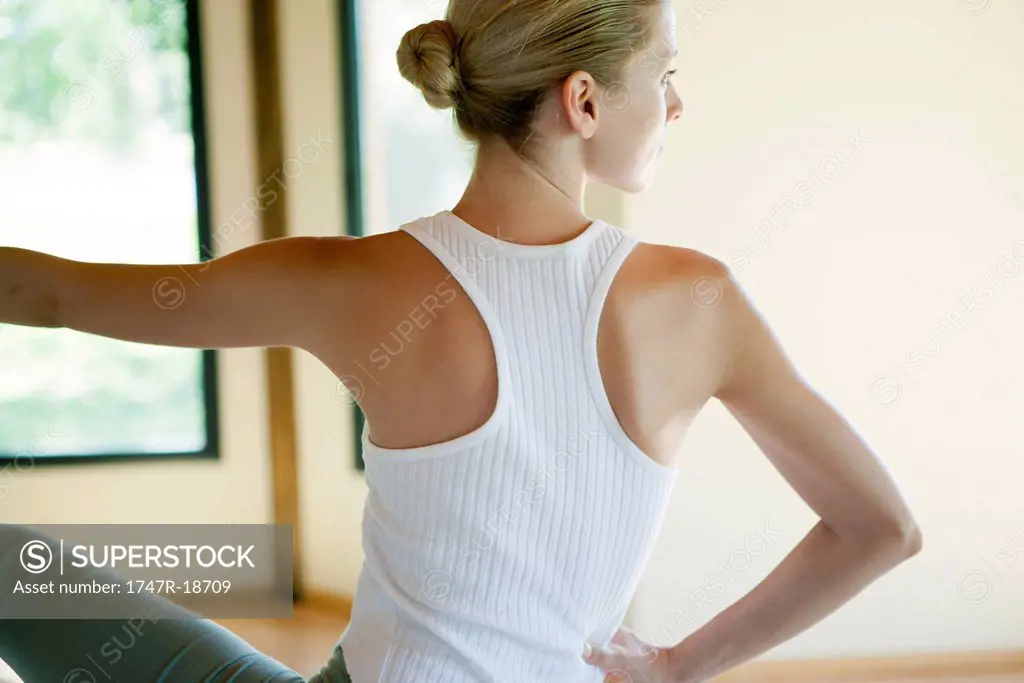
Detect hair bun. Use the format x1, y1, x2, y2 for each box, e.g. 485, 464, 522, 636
397, 20, 461, 110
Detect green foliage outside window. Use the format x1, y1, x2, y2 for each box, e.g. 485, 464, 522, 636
0, 0, 211, 461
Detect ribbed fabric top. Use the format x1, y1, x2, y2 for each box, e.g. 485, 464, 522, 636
338, 211, 680, 683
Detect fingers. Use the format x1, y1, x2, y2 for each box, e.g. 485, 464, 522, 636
582, 643, 611, 668
609, 626, 635, 649
583, 645, 635, 682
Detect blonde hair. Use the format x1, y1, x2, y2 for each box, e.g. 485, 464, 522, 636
397, 1, 664, 156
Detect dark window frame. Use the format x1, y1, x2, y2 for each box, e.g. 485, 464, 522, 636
338, 0, 367, 472
0, 0, 221, 468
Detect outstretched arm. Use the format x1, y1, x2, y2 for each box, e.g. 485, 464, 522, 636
665, 259, 922, 682
0, 236, 355, 352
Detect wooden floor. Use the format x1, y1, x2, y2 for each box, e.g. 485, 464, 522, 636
0, 605, 1019, 682
216, 603, 1024, 683
217, 603, 349, 678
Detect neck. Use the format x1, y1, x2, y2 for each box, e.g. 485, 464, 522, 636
452, 138, 593, 246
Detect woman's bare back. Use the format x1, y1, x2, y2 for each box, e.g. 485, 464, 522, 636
317, 230, 728, 470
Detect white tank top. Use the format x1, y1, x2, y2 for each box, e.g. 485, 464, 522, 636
338, 210, 680, 683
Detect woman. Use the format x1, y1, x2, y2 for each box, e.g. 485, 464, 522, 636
0, 1, 922, 681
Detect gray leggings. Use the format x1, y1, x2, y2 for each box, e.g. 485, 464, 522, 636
0, 525, 352, 683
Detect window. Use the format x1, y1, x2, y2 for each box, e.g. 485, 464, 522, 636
340, 0, 475, 470
0, 0, 218, 464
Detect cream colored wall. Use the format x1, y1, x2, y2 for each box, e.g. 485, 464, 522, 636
0, 0, 274, 527
276, 0, 365, 598
629, 0, 1024, 659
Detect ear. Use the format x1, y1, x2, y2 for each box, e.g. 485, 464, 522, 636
560, 70, 599, 140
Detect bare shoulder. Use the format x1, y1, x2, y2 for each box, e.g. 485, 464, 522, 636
246, 234, 359, 263
259, 233, 384, 278
301, 230, 416, 263
277, 229, 440, 309
629, 240, 726, 275
624, 240, 756, 393
627, 241, 734, 311
638, 243, 799, 404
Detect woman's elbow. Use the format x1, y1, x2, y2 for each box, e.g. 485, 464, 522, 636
870, 516, 924, 561
901, 520, 924, 558
834, 514, 923, 561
